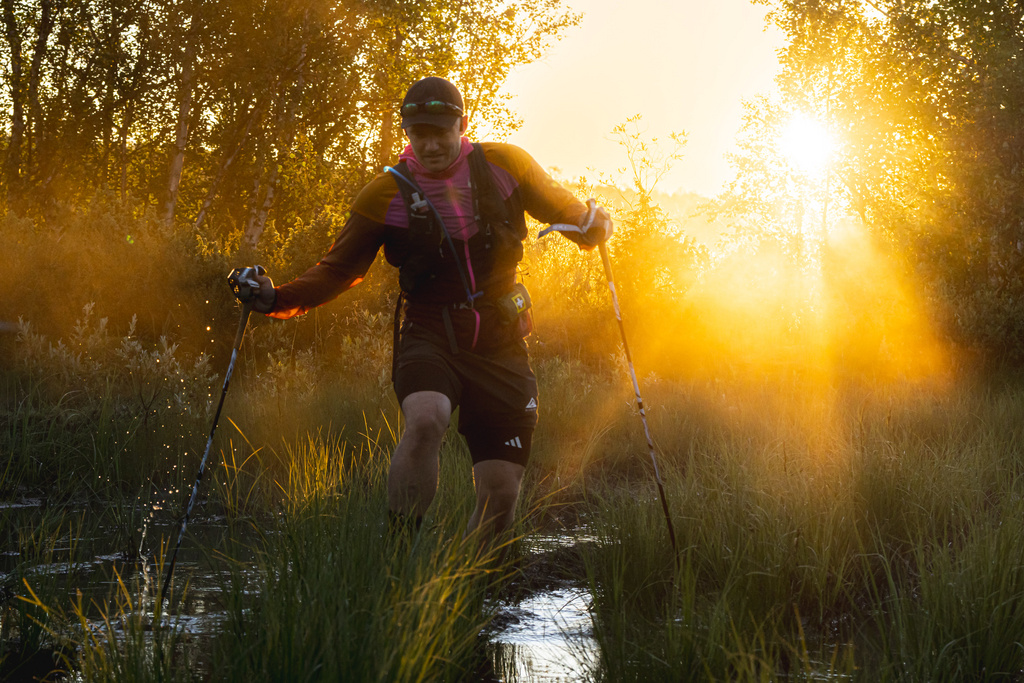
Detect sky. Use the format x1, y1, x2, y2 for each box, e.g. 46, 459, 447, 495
500, 0, 785, 197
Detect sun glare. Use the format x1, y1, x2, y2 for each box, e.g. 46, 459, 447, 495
780, 114, 834, 176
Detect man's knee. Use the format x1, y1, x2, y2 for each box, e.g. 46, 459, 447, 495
401, 391, 451, 443
473, 461, 525, 516
480, 480, 519, 507
404, 409, 448, 441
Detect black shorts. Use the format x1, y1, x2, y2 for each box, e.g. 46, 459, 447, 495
393, 321, 538, 467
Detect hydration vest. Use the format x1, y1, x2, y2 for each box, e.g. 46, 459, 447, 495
389, 143, 527, 302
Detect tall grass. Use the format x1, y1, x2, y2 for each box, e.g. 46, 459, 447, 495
209, 426, 502, 683
4, 414, 506, 682
11, 268, 1024, 681
1, 508, 86, 680
578, 375, 1024, 681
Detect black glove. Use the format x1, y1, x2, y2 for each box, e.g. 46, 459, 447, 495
227, 265, 266, 304
578, 204, 614, 248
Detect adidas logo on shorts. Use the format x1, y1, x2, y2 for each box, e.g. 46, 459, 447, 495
504, 436, 523, 449
525, 398, 537, 411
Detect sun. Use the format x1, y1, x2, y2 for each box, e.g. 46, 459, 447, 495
780, 114, 834, 177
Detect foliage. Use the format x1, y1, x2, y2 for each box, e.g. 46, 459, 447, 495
720, 0, 1024, 360
2, 301, 217, 500
0, 0, 579, 249
524, 115, 709, 373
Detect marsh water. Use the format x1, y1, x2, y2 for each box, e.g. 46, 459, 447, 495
2, 499, 598, 682
486, 531, 598, 681
489, 587, 595, 681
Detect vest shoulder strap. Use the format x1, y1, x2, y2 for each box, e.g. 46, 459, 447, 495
390, 161, 431, 220
468, 143, 510, 228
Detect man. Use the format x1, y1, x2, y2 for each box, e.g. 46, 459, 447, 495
245, 76, 611, 540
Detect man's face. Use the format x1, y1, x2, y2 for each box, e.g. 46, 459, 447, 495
405, 118, 466, 173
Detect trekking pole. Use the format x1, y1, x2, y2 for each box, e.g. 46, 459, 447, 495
540, 203, 680, 568
159, 266, 263, 611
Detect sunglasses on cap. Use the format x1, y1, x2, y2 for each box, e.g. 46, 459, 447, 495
400, 100, 464, 117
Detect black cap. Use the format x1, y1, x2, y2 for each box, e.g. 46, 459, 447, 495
400, 77, 465, 129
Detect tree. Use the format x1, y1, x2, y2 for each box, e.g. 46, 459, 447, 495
1, 0, 55, 201
0, 0, 580, 255
722, 0, 1024, 358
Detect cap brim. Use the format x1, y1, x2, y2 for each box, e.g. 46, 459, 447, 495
401, 113, 460, 129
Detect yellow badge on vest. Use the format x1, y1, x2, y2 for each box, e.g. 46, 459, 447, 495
496, 282, 532, 325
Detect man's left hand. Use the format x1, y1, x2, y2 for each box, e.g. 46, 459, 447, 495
579, 205, 614, 249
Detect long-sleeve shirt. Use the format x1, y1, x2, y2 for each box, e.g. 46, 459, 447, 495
268, 138, 589, 349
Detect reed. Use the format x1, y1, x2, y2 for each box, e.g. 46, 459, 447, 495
578, 375, 1024, 681
209, 429, 502, 683
10, 295, 1024, 681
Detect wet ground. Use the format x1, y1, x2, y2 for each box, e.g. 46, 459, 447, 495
489, 587, 595, 681
1, 499, 599, 682
487, 532, 599, 681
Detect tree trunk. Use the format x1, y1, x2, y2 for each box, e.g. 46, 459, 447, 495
118, 100, 134, 201
244, 165, 277, 250
379, 107, 395, 169
243, 171, 265, 248
100, 102, 112, 191
376, 28, 404, 169
26, 0, 53, 180
161, 46, 194, 226
3, 0, 24, 192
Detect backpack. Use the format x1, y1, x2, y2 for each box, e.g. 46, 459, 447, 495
388, 143, 526, 301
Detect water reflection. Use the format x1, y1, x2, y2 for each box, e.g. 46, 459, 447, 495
490, 587, 596, 682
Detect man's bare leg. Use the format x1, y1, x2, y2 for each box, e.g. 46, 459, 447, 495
466, 459, 526, 541
388, 391, 452, 518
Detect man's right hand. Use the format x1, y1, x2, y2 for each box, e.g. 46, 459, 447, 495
251, 272, 276, 313
228, 266, 276, 313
